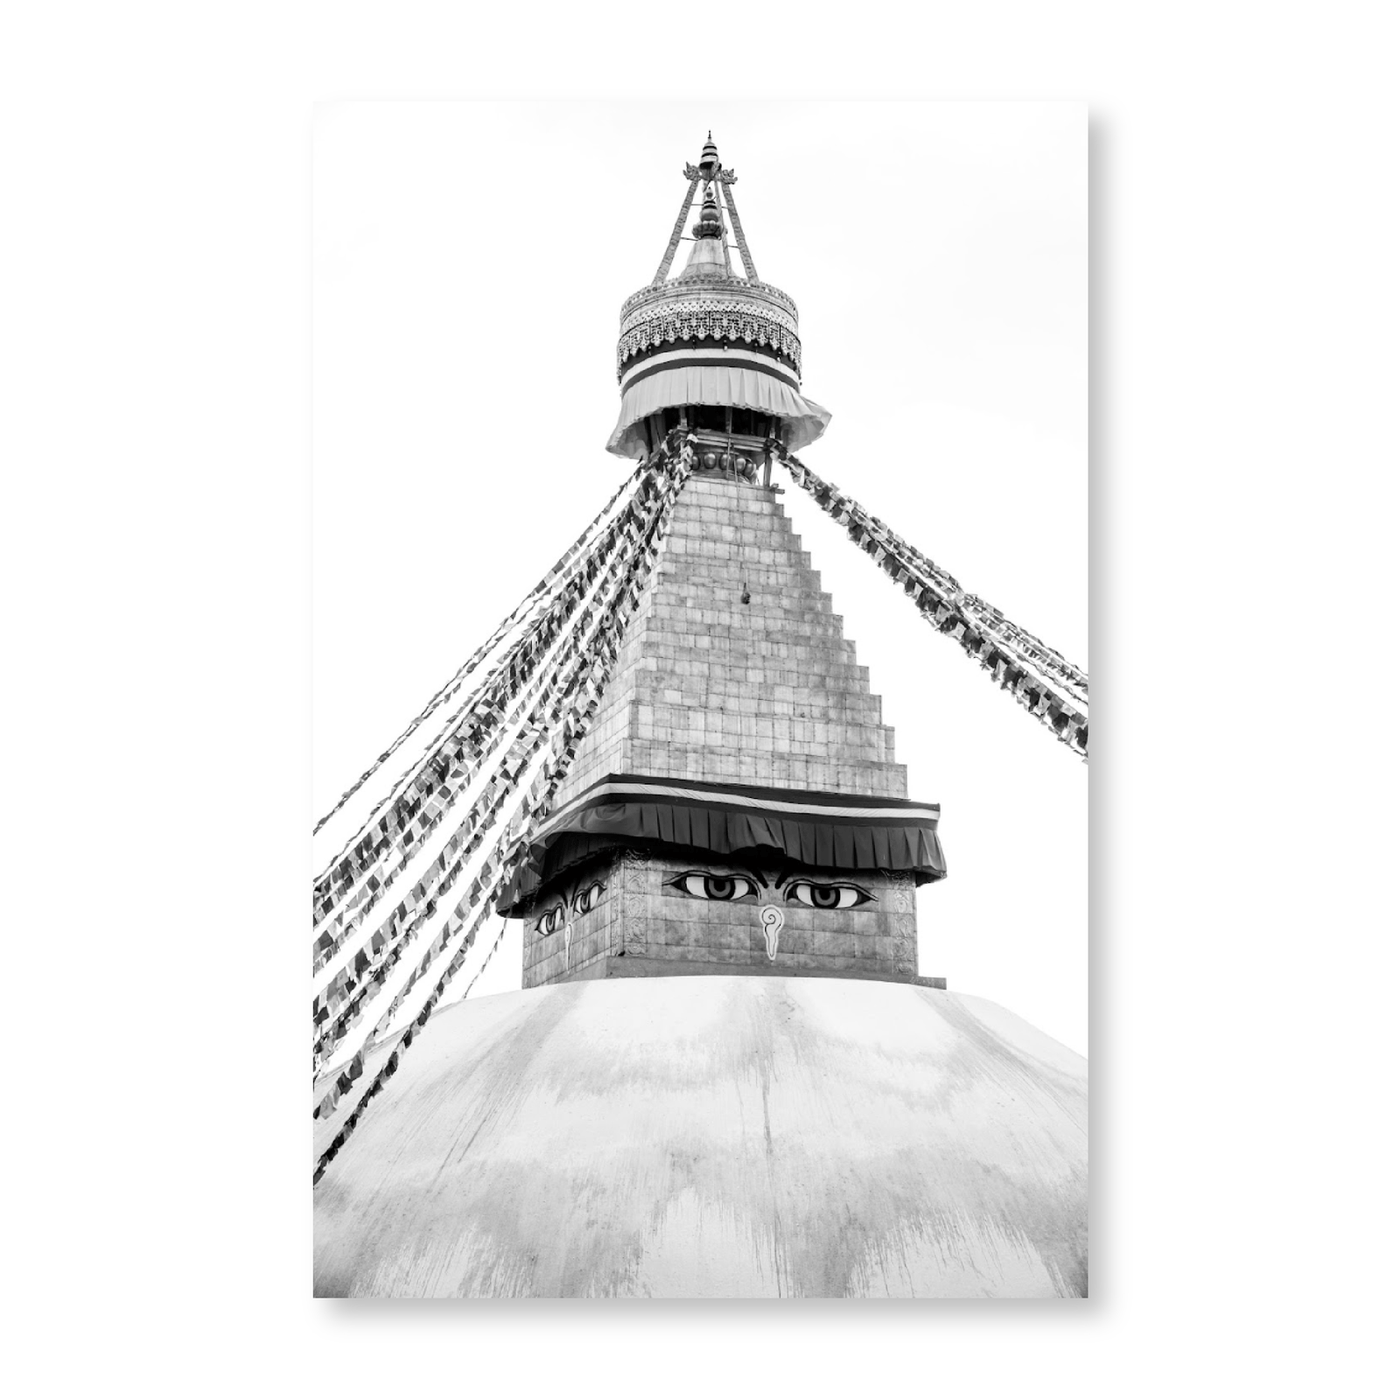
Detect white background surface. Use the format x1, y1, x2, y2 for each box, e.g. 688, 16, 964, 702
313, 102, 1090, 1050
5, 2, 1397, 1395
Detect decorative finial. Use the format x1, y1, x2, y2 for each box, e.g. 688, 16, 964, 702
692, 182, 723, 240
698, 133, 720, 181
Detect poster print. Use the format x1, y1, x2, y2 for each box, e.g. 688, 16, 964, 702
312, 103, 1088, 1298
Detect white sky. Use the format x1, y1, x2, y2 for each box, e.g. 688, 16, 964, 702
313, 101, 1088, 1053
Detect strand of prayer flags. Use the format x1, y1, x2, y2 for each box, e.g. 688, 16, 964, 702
836, 481, 1086, 706
311, 507, 652, 972
314, 524, 677, 1152
313, 440, 695, 1178
317, 628, 605, 1030
357, 456, 693, 1048
314, 693, 556, 982
960, 592, 1088, 707
312, 469, 654, 905
778, 449, 1089, 760
446, 917, 512, 1013
314, 848, 500, 1074
313, 441, 692, 1124
313, 462, 646, 839
313, 454, 690, 1067
328, 905, 515, 1100
316, 642, 602, 1058
311, 435, 693, 1050
312, 500, 676, 1063
312, 910, 515, 1186
312, 464, 667, 918
313, 470, 666, 974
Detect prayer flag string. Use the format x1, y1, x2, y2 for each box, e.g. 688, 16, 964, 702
777, 449, 1089, 760
310, 497, 647, 971
313, 462, 645, 840
312, 454, 671, 913
311, 436, 695, 1145
311, 456, 690, 1064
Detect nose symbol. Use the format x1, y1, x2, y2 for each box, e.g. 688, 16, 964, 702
760, 905, 784, 961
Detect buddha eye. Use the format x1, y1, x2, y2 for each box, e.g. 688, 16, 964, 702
666, 871, 761, 902
784, 881, 873, 910
572, 881, 606, 915
535, 903, 566, 936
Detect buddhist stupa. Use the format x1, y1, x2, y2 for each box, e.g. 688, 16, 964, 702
312, 136, 1088, 1299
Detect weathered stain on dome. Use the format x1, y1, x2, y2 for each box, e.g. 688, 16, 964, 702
313, 976, 1087, 1298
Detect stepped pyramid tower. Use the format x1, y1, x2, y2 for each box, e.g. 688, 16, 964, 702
498, 135, 945, 987
312, 136, 1087, 1300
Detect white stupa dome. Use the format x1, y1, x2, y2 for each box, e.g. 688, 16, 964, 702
313, 976, 1087, 1297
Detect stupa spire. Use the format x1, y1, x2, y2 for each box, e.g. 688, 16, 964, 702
499, 137, 946, 990
608, 135, 828, 460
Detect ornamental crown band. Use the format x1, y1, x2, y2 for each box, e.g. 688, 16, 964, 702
621, 291, 798, 340
616, 301, 802, 379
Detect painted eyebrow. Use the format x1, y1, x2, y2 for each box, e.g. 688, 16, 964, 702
671, 868, 768, 887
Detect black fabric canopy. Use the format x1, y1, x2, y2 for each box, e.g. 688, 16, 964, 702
498, 774, 945, 916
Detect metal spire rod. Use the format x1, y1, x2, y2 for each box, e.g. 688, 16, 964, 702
652, 175, 700, 286
717, 177, 758, 282
718, 186, 735, 277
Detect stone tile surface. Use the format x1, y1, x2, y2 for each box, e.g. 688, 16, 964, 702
557, 475, 908, 804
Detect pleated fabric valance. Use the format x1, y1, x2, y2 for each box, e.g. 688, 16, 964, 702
606, 363, 832, 458
498, 774, 945, 916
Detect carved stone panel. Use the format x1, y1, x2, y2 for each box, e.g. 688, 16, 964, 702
886, 871, 917, 979
617, 847, 649, 958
